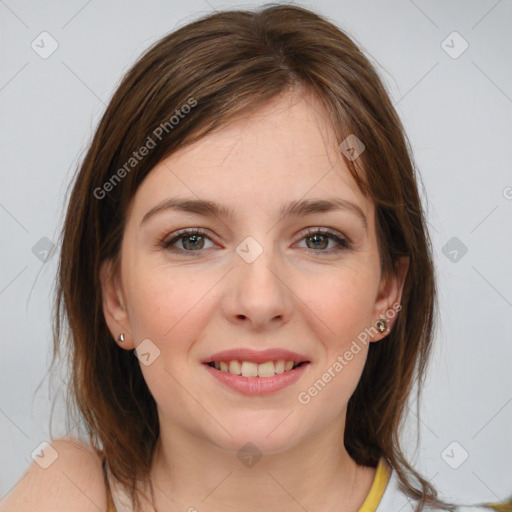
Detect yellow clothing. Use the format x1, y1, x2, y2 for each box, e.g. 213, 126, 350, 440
357, 457, 391, 511
484, 503, 512, 512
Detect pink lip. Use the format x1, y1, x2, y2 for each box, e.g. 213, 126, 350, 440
201, 348, 310, 364
203, 361, 310, 396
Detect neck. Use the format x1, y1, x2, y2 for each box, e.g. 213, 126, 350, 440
145, 412, 375, 512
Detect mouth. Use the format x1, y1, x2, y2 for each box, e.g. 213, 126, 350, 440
202, 358, 310, 396
204, 359, 309, 378
201, 348, 311, 395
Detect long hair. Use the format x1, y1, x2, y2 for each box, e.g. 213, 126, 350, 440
51, 4, 456, 511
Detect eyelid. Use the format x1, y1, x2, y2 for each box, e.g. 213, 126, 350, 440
160, 226, 351, 254
158, 228, 216, 255
161, 226, 349, 242
295, 227, 351, 252
297, 226, 349, 241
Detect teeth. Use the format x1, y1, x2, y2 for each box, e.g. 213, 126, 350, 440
257, 361, 275, 377
274, 360, 285, 374
211, 359, 302, 378
241, 361, 258, 377
229, 360, 241, 374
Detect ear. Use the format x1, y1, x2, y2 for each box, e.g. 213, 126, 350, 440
370, 255, 409, 342
100, 258, 134, 350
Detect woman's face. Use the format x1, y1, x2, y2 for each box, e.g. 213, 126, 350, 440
101, 91, 407, 454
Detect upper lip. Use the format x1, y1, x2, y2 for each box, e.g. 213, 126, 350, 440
202, 348, 310, 364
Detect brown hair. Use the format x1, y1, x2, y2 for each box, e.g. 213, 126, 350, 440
51, 3, 458, 511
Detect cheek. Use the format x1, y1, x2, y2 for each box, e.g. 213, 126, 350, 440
296, 264, 378, 347
296, 271, 374, 412
124, 263, 210, 342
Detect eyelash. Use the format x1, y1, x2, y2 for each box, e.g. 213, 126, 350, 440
160, 228, 351, 256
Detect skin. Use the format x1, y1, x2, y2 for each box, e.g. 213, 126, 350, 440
101, 89, 409, 512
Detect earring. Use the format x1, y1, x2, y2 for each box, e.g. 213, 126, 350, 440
117, 333, 125, 343
376, 316, 388, 333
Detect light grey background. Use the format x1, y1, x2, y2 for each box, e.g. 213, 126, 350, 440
1, 0, 511, 504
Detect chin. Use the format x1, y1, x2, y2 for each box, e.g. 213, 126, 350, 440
208, 416, 304, 456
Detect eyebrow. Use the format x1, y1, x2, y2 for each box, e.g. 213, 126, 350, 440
141, 196, 368, 231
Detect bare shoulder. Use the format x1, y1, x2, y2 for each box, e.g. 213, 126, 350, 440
0, 437, 108, 512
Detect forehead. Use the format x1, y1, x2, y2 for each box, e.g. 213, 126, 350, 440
129, 91, 372, 223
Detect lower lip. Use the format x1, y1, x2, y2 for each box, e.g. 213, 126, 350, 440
203, 363, 310, 396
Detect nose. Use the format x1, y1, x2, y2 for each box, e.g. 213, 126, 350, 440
221, 240, 294, 331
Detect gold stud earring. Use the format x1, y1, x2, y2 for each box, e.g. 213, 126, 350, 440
376, 317, 388, 333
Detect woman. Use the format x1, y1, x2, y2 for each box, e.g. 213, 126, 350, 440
2, 4, 509, 512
